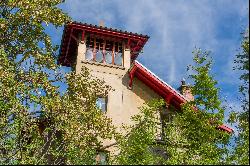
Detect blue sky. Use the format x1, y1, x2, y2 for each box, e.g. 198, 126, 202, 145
47, 0, 249, 129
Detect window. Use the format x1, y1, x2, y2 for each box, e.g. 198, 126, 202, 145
86, 48, 94, 60
85, 35, 123, 66
161, 110, 175, 125
159, 105, 176, 139
95, 151, 108, 165
96, 97, 107, 113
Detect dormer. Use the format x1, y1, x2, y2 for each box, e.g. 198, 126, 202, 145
58, 22, 149, 70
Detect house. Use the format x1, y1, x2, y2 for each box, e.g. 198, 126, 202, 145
58, 21, 233, 163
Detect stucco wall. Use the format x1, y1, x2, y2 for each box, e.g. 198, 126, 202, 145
76, 61, 160, 129
75, 39, 161, 156
76, 61, 161, 156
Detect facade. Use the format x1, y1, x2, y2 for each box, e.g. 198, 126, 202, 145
58, 22, 233, 162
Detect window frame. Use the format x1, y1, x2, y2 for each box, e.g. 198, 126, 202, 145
159, 105, 176, 140
96, 96, 108, 113
85, 35, 123, 66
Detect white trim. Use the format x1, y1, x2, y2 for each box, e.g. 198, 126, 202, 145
135, 60, 187, 101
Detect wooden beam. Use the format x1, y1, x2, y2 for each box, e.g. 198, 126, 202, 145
93, 37, 96, 61
103, 40, 106, 63
81, 30, 85, 42
112, 42, 115, 65
71, 34, 78, 43
64, 28, 73, 64
165, 94, 174, 104
128, 65, 138, 89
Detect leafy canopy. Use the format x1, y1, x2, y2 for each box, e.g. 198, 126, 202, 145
0, 1, 117, 164
114, 48, 231, 165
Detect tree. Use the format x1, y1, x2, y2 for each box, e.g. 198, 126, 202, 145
229, 29, 249, 165
113, 99, 166, 165
161, 49, 231, 164
0, 1, 117, 164
114, 49, 231, 165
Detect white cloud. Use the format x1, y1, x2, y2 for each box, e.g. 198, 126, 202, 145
61, 0, 248, 93
55, 0, 250, 143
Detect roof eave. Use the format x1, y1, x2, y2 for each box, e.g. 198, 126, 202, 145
129, 61, 234, 134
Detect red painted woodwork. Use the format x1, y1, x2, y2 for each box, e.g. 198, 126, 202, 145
217, 125, 233, 133
165, 94, 174, 104
81, 30, 85, 42
58, 22, 149, 67
129, 61, 233, 133
58, 22, 233, 134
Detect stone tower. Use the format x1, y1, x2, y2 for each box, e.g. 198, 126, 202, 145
58, 22, 233, 162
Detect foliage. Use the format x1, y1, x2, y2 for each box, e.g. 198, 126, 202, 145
113, 99, 165, 165
114, 49, 231, 165
0, 1, 117, 164
164, 49, 230, 165
54, 67, 116, 165
1, 1, 247, 165
229, 29, 249, 165
165, 105, 229, 165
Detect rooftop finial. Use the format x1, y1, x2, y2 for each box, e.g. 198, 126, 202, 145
99, 20, 104, 27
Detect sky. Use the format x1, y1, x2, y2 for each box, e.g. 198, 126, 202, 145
47, 0, 249, 129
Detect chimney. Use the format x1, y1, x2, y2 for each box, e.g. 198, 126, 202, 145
178, 78, 194, 102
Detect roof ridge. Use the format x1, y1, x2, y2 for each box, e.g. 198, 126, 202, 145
70, 21, 150, 38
